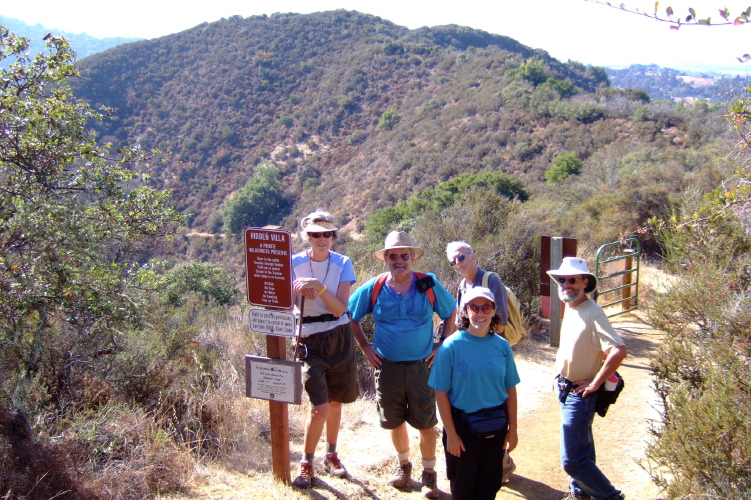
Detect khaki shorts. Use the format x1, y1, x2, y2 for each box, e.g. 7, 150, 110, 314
375, 359, 437, 430
301, 323, 359, 407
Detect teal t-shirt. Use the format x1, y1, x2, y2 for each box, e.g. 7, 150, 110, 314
428, 329, 520, 413
349, 272, 455, 361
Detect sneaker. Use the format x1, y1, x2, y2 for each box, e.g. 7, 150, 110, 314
292, 462, 314, 488
420, 469, 439, 499
502, 454, 516, 483
324, 452, 348, 478
389, 461, 412, 489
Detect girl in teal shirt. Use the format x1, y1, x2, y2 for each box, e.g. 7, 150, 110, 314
429, 287, 520, 500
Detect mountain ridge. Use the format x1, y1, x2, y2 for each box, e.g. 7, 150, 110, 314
0, 14, 141, 61
4, 11, 730, 247
67, 11, 613, 230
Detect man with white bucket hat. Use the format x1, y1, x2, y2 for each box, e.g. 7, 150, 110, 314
547, 257, 627, 500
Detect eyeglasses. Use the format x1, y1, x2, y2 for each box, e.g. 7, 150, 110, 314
467, 303, 495, 314
387, 253, 411, 262
309, 231, 334, 239
450, 254, 467, 267
556, 277, 583, 285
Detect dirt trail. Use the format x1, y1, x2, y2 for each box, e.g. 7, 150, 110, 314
496, 312, 665, 500
171, 312, 666, 499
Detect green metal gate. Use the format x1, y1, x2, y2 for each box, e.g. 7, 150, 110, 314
594, 238, 641, 317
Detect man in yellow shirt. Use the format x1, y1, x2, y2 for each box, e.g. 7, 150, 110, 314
547, 257, 627, 500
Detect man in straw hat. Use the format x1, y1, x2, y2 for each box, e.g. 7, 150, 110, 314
349, 231, 456, 498
547, 257, 627, 500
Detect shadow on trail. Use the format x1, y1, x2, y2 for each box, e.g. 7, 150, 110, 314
502, 474, 567, 499
305, 476, 382, 500
613, 318, 662, 359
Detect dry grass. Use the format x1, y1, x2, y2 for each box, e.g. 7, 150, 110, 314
44, 264, 665, 500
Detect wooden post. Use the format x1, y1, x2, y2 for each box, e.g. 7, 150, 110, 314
622, 249, 635, 312
266, 335, 291, 484
549, 237, 563, 348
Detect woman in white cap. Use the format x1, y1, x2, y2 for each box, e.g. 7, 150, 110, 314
428, 287, 519, 500
290, 210, 358, 488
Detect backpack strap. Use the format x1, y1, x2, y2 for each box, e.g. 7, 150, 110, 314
370, 272, 435, 307
370, 273, 389, 308
414, 272, 436, 306
481, 270, 500, 289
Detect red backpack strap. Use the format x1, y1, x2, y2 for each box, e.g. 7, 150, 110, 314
370, 272, 436, 307
414, 272, 436, 307
370, 273, 389, 308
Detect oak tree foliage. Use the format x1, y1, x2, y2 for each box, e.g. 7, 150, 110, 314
0, 28, 181, 416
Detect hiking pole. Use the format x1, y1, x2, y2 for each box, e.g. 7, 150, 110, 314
293, 296, 305, 360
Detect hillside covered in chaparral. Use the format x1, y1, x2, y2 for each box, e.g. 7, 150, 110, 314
68, 10, 729, 261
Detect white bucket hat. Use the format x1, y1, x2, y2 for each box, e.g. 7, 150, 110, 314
374, 231, 425, 261
546, 257, 597, 294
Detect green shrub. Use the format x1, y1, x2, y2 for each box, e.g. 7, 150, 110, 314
363, 172, 529, 245
540, 77, 577, 98
378, 108, 401, 130
510, 138, 544, 161
504, 56, 547, 85
545, 151, 583, 184
646, 218, 751, 499
347, 129, 367, 145
162, 262, 239, 307
221, 162, 287, 234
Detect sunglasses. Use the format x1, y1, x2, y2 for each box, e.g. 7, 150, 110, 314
556, 277, 583, 285
309, 231, 334, 239
450, 254, 467, 267
387, 253, 411, 262
467, 303, 495, 314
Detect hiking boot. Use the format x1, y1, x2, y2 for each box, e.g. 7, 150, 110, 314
563, 493, 591, 500
292, 462, 314, 488
323, 452, 348, 478
389, 461, 412, 489
502, 454, 516, 483
421, 469, 439, 498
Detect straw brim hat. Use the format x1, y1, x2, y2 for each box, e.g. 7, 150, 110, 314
302, 221, 338, 233
374, 231, 425, 261
546, 256, 597, 294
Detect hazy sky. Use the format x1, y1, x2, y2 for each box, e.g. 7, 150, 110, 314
3, 0, 750, 71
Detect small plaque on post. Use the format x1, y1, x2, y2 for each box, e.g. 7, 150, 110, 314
245, 356, 302, 405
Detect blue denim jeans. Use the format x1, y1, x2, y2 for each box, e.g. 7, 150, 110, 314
559, 389, 622, 500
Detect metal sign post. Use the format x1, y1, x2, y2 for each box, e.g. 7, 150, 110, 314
540, 236, 577, 347
549, 238, 563, 348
